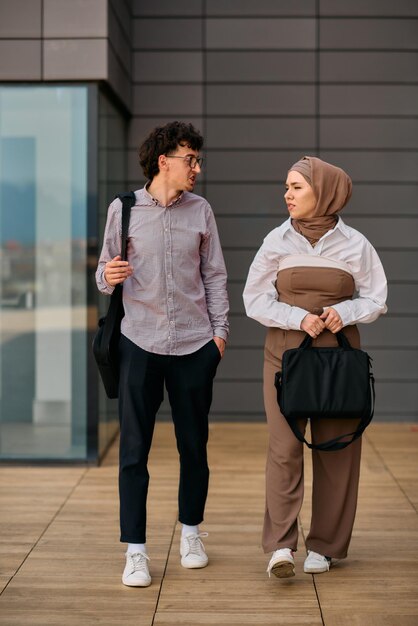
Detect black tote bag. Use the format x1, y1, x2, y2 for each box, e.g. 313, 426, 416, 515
274, 331, 375, 451
92, 191, 136, 399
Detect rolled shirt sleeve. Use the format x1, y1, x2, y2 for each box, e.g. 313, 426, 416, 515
95, 199, 122, 295
329, 238, 388, 326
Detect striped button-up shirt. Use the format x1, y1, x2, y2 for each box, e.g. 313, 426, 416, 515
96, 186, 229, 355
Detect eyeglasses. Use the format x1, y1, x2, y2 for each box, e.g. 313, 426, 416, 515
165, 155, 204, 169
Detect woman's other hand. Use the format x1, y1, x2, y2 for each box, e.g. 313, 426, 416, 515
104, 255, 133, 286
300, 314, 326, 338
320, 307, 343, 334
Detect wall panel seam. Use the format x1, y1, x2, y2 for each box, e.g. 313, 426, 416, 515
202, 0, 207, 199
41, 0, 44, 80
0, 37, 43, 41
109, 1, 131, 44
41, 36, 111, 41
132, 47, 319, 52
190, 180, 418, 185
131, 82, 418, 86
108, 38, 131, 82
202, 147, 418, 153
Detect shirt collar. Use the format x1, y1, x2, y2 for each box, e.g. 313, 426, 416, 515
335, 217, 351, 238
140, 183, 184, 208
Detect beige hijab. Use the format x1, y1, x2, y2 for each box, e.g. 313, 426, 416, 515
289, 156, 352, 246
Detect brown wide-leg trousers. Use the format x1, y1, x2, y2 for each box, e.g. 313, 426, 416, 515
262, 328, 362, 559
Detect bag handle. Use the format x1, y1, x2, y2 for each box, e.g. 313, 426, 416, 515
299, 330, 353, 351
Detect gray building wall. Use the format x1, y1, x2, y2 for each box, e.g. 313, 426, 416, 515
0, 0, 131, 106
129, 0, 418, 421
1, 0, 417, 420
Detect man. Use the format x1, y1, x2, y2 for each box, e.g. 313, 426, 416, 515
95, 121, 229, 587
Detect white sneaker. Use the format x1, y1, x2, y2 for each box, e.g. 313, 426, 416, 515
122, 551, 151, 587
304, 550, 331, 574
267, 548, 295, 578
180, 532, 209, 569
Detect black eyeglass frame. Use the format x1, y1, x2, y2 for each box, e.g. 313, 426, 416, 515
165, 155, 204, 169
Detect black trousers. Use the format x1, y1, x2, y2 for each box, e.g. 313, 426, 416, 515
118, 335, 221, 543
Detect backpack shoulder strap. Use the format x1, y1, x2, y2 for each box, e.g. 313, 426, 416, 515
115, 191, 136, 261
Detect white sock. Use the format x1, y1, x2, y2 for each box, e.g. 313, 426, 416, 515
127, 543, 147, 554
182, 524, 199, 537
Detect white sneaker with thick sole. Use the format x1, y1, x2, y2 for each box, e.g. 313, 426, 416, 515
267, 548, 295, 578
304, 550, 331, 574
180, 532, 209, 569
122, 551, 151, 587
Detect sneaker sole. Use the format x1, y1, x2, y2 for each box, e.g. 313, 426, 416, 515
271, 561, 295, 578
304, 566, 330, 574
122, 577, 152, 587
180, 558, 209, 569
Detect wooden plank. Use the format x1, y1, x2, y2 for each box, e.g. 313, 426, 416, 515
154, 615, 321, 626
0, 426, 179, 625
312, 425, 418, 626
0, 424, 417, 626
0, 467, 85, 594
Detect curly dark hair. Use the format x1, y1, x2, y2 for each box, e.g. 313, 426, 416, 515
139, 121, 204, 180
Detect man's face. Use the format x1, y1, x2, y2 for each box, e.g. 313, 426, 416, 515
164, 143, 202, 192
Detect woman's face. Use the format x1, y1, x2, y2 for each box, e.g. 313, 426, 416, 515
284, 170, 316, 219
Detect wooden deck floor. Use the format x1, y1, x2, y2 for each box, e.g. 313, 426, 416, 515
0, 422, 417, 626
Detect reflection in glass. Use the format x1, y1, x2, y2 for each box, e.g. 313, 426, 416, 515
97, 91, 128, 456
0, 86, 88, 459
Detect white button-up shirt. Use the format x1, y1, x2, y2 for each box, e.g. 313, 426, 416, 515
243, 217, 387, 329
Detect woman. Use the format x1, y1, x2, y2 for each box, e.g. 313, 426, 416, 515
243, 156, 387, 578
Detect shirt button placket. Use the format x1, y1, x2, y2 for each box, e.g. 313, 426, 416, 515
165, 209, 176, 355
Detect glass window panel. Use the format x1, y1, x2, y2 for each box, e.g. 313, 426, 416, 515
0, 86, 88, 459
